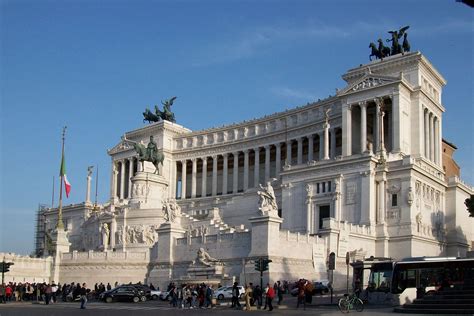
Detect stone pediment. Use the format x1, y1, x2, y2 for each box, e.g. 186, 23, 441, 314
337, 74, 399, 96
108, 140, 135, 155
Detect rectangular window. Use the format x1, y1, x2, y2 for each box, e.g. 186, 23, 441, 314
328, 181, 332, 192
322, 182, 326, 193
316, 183, 320, 194
392, 194, 398, 207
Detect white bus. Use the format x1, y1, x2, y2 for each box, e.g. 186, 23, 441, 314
388, 257, 474, 305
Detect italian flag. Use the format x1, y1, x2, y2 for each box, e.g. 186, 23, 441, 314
60, 152, 72, 198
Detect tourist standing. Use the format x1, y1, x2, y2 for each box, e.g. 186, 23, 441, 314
266, 283, 275, 311
244, 284, 253, 311
79, 283, 87, 309
205, 285, 213, 308
276, 281, 283, 305
44, 284, 52, 305
231, 282, 241, 308
0, 284, 6, 304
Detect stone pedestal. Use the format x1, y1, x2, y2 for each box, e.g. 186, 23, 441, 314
248, 214, 283, 257
51, 228, 71, 283
147, 222, 185, 288
129, 172, 168, 210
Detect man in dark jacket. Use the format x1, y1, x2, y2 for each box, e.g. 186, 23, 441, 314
79, 283, 87, 309
231, 282, 241, 308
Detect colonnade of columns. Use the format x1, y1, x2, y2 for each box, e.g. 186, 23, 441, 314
422, 107, 441, 165
176, 128, 342, 200
343, 98, 391, 156
111, 158, 138, 200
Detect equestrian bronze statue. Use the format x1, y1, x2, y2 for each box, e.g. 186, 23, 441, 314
122, 135, 164, 175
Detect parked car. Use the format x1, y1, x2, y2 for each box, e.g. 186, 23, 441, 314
150, 289, 162, 300
312, 281, 329, 295
290, 280, 329, 296
213, 286, 245, 300
99, 286, 146, 303
129, 284, 151, 300
159, 290, 171, 301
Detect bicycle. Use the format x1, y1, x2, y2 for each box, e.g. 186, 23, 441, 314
338, 293, 364, 313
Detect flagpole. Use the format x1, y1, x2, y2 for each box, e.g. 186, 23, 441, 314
57, 126, 67, 230
94, 164, 99, 211
51, 176, 55, 209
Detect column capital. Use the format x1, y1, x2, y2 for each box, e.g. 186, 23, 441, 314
201, 157, 208, 164
181, 159, 187, 164
275, 142, 282, 148
264, 144, 271, 150
222, 152, 228, 158
254, 147, 260, 152
358, 100, 367, 107
297, 138, 303, 143
243, 149, 250, 154
232, 151, 239, 157
191, 158, 197, 163
307, 134, 314, 140
211, 154, 218, 160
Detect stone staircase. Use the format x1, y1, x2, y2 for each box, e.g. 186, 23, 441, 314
394, 287, 474, 314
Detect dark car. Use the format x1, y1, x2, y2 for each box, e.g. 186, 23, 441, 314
312, 282, 329, 295
129, 284, 152, 301
99, 286, 146, 303
290, 281, 329, 296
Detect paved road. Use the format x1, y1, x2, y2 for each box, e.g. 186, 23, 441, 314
0, 296, 451, 316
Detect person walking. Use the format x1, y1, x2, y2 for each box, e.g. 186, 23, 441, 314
231, 282, 241, 309
276, 281, 283, 305
244, 284, 253, 311
79, 283, 87, 309
44, 284, 52, 305
266, 283, 275, 311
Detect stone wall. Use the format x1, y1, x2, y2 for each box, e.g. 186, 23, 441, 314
58, 250, 150, 285
0, 253, 53, 284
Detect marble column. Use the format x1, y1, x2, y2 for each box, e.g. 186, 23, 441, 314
243, 150, 249, 191
222, 153, 228, 194
110, 218, 116, 250
128, 158, 133, 198
191, 158, 197, 198
233, 152, 239, 194
86, 171, 92, 204
377, 179, 386, 224
434, 117, 439, 165
201, 157, 208, 197
264, 145, 271, 182
318, 132, 324, 160
342, 103, 352, 156
376, 98, 386, 155
307, 135, 314, 161
254, 147, 260, 186
360, 101, 367, 153
212, 155, 218, 196
110, 161, 118, 202
181, 160, 187, 199
330, 128, 336, 158
375, 104, 380, 153
285, 141, 292, 165
174, 160, 179, 199
297, 138, 303, 164
120, 160, 125, 199
424, 109, 429, 158
275, 143, 282, 177
324, 123, 330, 160
429, 113, 434, 161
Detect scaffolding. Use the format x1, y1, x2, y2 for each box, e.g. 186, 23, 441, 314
35, 204, 48, 257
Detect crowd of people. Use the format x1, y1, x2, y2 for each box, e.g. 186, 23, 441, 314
0, 281, 90, 306
1, 278, 309, 311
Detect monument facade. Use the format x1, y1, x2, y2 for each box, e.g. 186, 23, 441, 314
26, 51, 473, 291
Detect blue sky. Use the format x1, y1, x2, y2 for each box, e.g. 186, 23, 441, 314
1, 0, 473, 255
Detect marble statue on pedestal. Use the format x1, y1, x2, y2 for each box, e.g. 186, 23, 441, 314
162, 198, 180, 223
193, 247, 222, 267
257, 181, 278, 216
